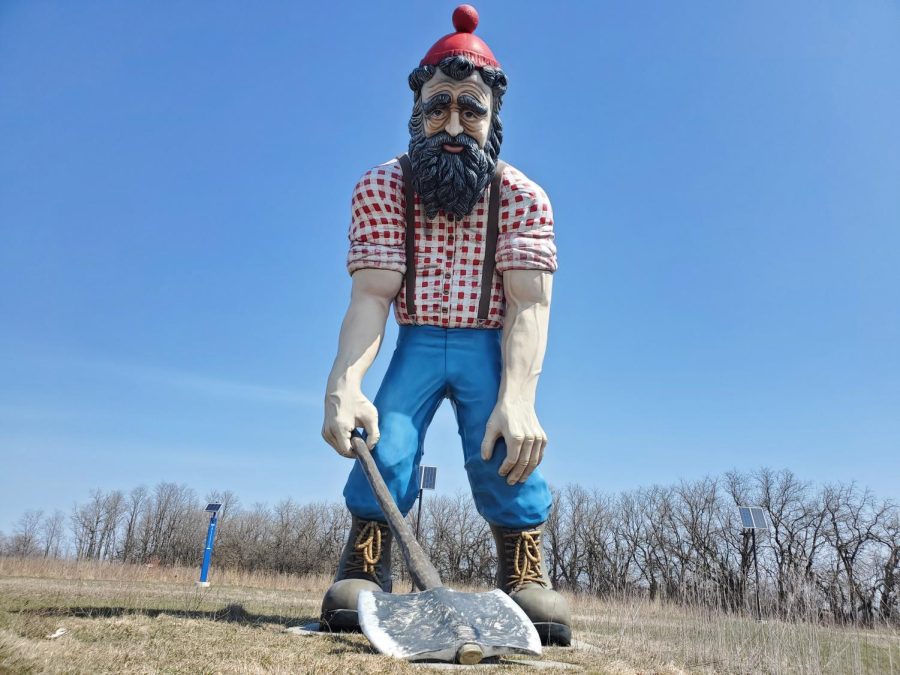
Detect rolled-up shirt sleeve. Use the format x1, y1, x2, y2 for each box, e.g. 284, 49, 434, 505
495, 171, 558, 274
346, 164, 407, 276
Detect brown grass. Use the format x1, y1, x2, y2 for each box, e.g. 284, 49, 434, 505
0, 558, 897, 674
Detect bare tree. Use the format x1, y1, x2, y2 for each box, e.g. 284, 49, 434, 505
823, 483, 894, 623
10, 510, 43, 557
40, 509, 66, 558
877, 513, 900, 621
120, 486, 148, 563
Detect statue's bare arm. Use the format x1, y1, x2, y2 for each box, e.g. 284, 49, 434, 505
481, 269, 553, 484
322, 268, 403, 457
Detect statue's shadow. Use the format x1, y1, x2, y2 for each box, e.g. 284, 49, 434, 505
20, 604, 373, 654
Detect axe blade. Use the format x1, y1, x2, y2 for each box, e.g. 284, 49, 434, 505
358, 587, 542, 662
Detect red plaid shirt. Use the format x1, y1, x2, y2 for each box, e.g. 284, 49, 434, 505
347, 159, 557, 329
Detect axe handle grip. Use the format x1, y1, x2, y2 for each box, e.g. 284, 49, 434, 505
351, 431, 443, 591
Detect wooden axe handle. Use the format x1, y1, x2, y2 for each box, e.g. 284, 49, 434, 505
350, 430, 443, 591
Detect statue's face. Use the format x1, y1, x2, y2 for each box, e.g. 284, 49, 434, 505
420, 70, 492, 150
409, 67, 498, 220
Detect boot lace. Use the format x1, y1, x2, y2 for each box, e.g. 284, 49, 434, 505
345, 521, 384, 577
503, 528, 547, 592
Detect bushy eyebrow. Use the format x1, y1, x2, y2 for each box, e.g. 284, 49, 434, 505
458, 94, 488, 115
423, 93, 452, 114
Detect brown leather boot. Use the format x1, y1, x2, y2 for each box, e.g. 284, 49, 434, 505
491, 524, 572, 646
320, 516, 393, 631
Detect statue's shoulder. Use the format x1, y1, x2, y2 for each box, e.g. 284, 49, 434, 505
352, 159, 405, 206
359, 158, 404, 182
497, 162, 552, 211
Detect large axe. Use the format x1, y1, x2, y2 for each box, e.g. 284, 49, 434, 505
350, 431, 541, 664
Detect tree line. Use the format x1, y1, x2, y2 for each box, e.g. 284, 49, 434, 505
2, 468, 897, 625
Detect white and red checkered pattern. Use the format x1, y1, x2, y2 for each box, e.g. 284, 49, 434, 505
347, 159, 557, 329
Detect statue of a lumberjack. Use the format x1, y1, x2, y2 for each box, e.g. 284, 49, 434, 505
320, 4, 572, 646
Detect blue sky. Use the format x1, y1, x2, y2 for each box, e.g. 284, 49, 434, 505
1, 1, 898, 532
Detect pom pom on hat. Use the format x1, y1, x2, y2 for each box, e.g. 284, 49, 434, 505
452, 5, 479, 33
420, 5, 500, 68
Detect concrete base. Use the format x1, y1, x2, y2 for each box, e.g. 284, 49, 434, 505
196, 581, 211, 588
412, 660, 579, 670
285, 623, 323, 636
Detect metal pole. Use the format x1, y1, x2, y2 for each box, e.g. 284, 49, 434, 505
415, 488, 425, 541
198, 513, 218, 586
752, 528, 761, 621
409, 488, 426, 592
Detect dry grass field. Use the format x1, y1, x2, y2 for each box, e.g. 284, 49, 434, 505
1, 558, 898, 674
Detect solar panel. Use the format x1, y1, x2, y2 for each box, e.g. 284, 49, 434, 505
751, 507, 768, 530
419, 465, 437, 490
205, 503, 222, 512
739, 507, 755, 529
738, 505, 769, 530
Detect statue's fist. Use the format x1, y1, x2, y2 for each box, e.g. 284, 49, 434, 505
322, 387, 380, 458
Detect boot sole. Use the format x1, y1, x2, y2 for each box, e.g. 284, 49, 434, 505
319, 609, 361, 633
534, 621, 572, 647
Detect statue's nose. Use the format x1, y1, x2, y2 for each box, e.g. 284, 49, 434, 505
445, 110, 464, 138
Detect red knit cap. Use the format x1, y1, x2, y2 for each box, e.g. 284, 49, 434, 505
420, 5, 500, 69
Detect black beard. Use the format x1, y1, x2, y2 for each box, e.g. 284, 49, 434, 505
408, 130, 495, 220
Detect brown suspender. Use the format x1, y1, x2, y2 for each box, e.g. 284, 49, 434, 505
477, 162, 506, 324
396, 154, 506, 326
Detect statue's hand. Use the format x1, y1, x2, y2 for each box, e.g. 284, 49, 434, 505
321, 383, 379, 458
480, 398, 547, 485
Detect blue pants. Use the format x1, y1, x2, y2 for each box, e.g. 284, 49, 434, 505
343, 325, 552, 529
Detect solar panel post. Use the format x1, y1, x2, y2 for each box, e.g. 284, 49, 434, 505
411, 466, 438, 591
197, 509, 219, 587
752, 528, 761, 621
738, 506, 768, 621
415, 486, 425, 543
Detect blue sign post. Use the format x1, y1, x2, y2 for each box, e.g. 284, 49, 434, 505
197, 503, 222, 587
